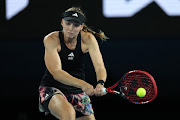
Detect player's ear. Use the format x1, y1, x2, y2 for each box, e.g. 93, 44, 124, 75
61, 19, 64, 27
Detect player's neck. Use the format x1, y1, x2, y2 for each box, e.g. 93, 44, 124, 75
64, 35, 77, 44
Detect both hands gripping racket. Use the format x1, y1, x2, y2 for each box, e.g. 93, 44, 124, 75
102, 70, 158, 104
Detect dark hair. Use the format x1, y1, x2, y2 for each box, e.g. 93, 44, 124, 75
64, 7, 109, 40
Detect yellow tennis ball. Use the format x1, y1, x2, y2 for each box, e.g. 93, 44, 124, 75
136, 88, 146, 97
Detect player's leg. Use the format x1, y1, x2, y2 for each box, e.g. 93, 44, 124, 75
76, 114, 95, 120
48, 94, 76, 120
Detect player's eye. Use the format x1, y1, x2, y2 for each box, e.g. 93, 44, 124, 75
73, 23, 80, 27
65, 21, 71, 26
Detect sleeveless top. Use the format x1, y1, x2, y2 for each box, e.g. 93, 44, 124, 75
40, 31, 85, 94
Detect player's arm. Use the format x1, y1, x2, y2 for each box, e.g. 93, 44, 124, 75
85, 33, 107, 96
43, 33, 94, 95
85, 33, 107, 83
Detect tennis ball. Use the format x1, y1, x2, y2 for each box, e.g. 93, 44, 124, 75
136, 88, 146, 97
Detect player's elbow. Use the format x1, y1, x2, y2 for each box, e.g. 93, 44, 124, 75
51, 68, 63, 80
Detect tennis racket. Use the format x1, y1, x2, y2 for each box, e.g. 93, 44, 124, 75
102, 70, 158, 104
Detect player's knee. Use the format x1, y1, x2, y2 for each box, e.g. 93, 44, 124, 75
58, 107, 76, 120
68, 108, 76, 119
84, 114, 96, 120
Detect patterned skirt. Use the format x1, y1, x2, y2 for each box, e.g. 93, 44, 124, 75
39, 86, 94, 116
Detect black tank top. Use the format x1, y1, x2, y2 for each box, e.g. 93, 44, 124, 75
40, 31, 85, 94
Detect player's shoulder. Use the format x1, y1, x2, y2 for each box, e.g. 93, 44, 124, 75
43, 31, 59, 43
81, 31, 96, 44
43, 31, 60, 47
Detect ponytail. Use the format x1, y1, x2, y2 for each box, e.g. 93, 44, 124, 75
82, 24, 109, 41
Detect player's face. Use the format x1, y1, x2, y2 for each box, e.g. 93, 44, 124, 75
61, 19, 83, 39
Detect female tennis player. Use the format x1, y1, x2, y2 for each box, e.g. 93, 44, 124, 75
39, 7, 108, 120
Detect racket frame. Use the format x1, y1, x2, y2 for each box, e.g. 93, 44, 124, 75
103, 70, 158, 104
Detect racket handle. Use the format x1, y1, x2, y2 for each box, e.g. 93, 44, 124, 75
102, 88, 107, 93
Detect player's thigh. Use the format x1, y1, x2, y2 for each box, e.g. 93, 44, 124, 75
48, 94, 75, 119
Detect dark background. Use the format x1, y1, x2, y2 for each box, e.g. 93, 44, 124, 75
1, 0, 180, 119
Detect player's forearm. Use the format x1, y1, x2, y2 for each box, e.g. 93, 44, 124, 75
96, 67, 107, 82
52, 69, 86, 89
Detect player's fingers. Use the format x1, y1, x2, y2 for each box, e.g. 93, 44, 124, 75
100, 91, 107, 96
95, 87, 102, 96
87, 86, 94, 96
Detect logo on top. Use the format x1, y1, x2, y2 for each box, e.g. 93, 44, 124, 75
72, 13, 78, 17
68, 52, 74, 60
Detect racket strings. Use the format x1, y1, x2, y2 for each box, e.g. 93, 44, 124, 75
121, 73, 155, 103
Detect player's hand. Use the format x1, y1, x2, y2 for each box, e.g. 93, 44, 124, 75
94, 84, 106, 96
81, 82, 94, 96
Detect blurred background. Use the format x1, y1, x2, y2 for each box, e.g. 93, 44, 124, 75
1, 0, 180, 119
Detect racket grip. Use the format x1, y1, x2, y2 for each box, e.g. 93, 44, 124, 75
102, 88, 107, 93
